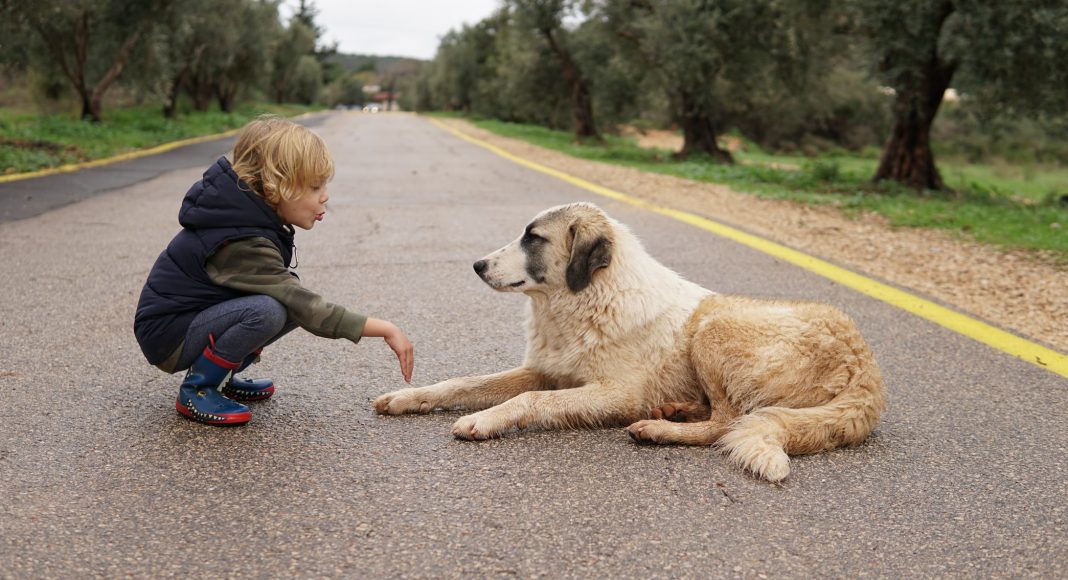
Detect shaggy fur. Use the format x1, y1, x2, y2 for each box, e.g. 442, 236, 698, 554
374, 202, 885, 482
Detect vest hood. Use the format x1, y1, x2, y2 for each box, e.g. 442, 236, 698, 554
179, 156, 288, 233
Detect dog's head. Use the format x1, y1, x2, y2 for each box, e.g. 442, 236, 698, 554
473, 202, 615, 293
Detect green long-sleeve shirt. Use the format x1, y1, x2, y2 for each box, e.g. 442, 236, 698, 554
158, 236, 367, 372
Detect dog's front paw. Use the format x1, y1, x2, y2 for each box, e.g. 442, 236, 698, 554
626, 419, 671, 444
451, 413, 499, 441
374, 388, 433, 415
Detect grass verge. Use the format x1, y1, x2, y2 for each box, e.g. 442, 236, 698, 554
0, 103, 324, 175
454, 116, 1067, 261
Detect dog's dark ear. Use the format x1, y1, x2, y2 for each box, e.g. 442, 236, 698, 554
566, 222, 613, 292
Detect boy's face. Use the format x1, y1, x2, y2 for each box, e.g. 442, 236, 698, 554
277, 184, 329, 230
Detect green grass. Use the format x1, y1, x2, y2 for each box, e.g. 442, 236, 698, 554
739, 147, 1068, 203
0, 102, 324, 175
463, 117, 1068, 261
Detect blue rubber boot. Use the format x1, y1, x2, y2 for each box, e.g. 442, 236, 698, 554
221, 349, 275, 402
175, 347, 251, 426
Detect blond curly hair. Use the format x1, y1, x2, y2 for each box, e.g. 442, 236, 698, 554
230, 114, 334, 207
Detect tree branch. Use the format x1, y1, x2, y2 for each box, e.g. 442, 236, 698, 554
90, 24, 146, 103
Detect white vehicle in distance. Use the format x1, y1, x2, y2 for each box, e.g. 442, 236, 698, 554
362, 103, 383, 113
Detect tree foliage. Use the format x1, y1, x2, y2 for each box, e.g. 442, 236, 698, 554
0, 0, 342, 120
413, 0, 1067, 189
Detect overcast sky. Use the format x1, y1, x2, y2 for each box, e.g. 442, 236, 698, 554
289, 0, 502, 61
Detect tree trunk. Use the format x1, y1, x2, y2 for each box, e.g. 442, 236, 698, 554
87, 26, 143, 119
217, 89, 234, 113
192, 92, 212, 111
874, 61, 955, 190
80, 94, 100, 123
35, 14, 94, 121
188, 74, 213, 111
873, 91, 945, 191
541, 28, 599, 140
871, 63, 956, 190
873, 1, 956, 191
163, 71, 185, 118
676, 93, 733, 163
166, 45, 206, 118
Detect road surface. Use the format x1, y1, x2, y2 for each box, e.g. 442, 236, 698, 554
0, 112, 1064, 578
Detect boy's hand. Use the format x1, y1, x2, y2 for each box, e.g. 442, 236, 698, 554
385, 327, 414, 383
362, 317, 414, 383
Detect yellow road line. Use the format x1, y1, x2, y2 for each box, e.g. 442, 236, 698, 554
0, 111, 321, 184
429, 117, 1068, 379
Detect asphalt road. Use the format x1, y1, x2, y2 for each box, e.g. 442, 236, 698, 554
0, 112, 1065, 578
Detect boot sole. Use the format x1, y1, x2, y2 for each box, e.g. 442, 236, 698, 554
176, 400, 251, 426
220, 385, 275, 402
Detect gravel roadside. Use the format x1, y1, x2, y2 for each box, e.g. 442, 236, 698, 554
439, 117, 1068, 353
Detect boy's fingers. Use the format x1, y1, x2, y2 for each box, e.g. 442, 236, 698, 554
398, 346, 413, 383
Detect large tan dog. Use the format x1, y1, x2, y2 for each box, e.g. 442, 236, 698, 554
374, 202, 884, 482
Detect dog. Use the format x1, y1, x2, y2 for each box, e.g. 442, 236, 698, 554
374, 202, 885, 482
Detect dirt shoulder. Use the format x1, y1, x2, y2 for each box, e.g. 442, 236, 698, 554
440, 117, 1068, 353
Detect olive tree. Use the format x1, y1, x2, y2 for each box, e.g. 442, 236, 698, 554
4, 0, 169, 121
271, 20, 317, 103
423, 16, 503, 113
856, 0, 1068, 190
509, 0, 600, 139
599, 0, 818, 162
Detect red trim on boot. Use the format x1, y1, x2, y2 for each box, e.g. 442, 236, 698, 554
202, 346, 241, 370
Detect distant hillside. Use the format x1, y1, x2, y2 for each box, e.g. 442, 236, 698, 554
328, 53, 426, 75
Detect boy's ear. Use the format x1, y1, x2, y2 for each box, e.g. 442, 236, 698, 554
566, 221, 613, 293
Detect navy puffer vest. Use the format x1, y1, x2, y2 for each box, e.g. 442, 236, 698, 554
134, 157, 294, 365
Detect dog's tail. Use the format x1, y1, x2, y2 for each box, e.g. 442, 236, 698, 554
717, 371, 885, 483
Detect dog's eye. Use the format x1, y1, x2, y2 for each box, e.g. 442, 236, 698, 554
522, 232, 545, 244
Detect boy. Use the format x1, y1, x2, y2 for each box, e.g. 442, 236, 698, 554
134, 115, 413, 426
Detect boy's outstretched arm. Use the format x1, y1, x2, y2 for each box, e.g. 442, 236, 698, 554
205, 238, 413, 383
362, 318, 414, 383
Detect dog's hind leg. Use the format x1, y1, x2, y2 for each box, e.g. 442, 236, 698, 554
374, 367, 551, 415
627, 400, 739, 445
626, 417, 727, 445
451, 381, 643, 440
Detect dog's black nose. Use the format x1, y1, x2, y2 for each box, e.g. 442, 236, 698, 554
473, 260, 488, 276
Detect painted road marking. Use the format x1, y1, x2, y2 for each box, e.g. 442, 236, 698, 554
430, 117, 1068, 379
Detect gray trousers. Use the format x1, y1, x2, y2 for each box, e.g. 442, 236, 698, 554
174, 295, 297, 371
